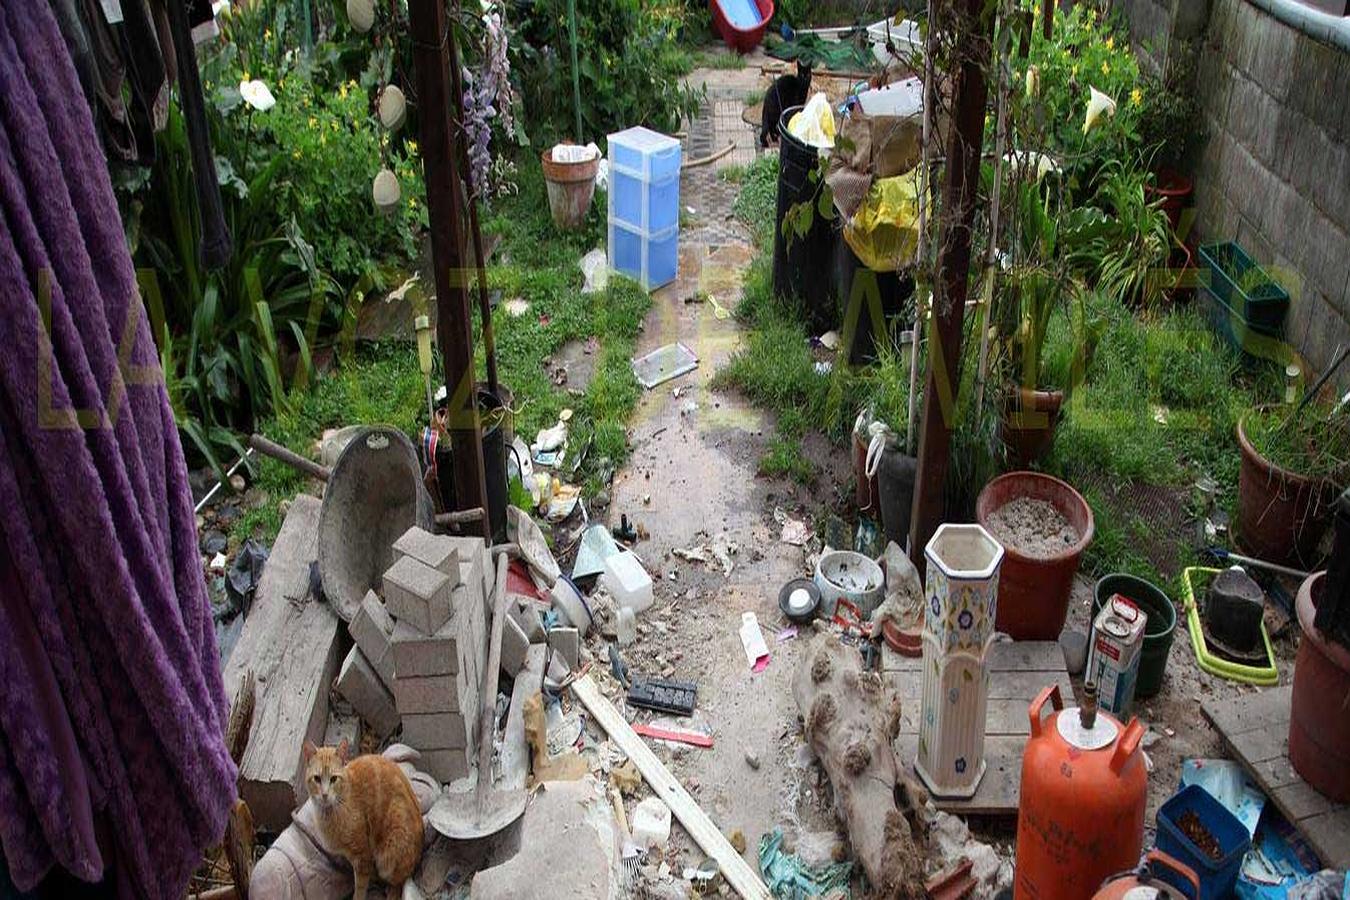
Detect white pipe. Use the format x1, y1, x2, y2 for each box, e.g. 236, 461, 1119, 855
906, 0, 937, 455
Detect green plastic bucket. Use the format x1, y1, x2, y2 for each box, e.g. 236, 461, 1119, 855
1092, 574, 1178, 699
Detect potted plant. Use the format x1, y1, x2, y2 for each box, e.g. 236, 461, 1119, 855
1236, 404, 1349, 568
1137, 41, 1203, 232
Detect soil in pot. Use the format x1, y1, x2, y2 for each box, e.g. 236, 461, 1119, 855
1177, 810, 1222, 861
984, 497, 1080, 558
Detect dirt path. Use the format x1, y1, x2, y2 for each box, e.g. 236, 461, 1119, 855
596, 71, 849, 870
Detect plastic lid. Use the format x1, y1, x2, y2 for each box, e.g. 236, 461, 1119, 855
609, 126, 680, 154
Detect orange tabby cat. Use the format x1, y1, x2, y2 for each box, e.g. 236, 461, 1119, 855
302, 739, 423, 900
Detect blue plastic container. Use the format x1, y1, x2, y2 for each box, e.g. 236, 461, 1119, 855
609, 219, 678, 291
610, 167, 680, 232
1155, 784, 1251, 900
607, 127, 682, 181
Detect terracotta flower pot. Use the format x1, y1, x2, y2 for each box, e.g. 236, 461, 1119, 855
976, 471, 1094, 640
1236, 415, 1337, 568
540, 146, 599, 230
1001, 386, 1063, 470
1145, 169, 1193, 233
1289, 571, 1350, 801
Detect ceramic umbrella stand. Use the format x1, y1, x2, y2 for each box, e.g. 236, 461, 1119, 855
916, 524, 1005, 798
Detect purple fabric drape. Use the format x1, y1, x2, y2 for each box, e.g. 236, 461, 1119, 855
0, 3, 237, 897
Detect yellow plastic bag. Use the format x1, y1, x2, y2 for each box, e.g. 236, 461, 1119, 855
842, 167, 925, 271
787, 92, 836, 149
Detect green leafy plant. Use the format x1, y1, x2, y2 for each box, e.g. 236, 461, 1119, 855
509, 0, 704, 144
1080, 163, 1176, 310
1136, 40, 1204, 174
1245, 405, 1350, 482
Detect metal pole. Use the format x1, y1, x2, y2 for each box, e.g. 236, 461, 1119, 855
567, 0, 584, 140
908, 0, 996, 572
407, 0, 490, 536
906, 0, 937, 455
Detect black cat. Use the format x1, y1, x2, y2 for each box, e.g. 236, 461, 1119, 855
759, 60, 814, 147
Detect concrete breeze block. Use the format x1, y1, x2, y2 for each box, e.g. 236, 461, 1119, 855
393, 526, 460, 576
391, 616, 462, 677
383, 555, 452, 635
547, 627, 581, 670
401, 711, 469, 749
350, 590, 397, 689
335, 646, 400, 739
500, 610, 530, 678
393, 671, 463, 715
419, 747, 469, 784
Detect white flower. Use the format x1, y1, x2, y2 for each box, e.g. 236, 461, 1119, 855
1004, 150, 1060, 181
239, 79, 275, 112
211, 0, 230, 15
1083, 86, 1117, 135
1025, 65, 1040, 98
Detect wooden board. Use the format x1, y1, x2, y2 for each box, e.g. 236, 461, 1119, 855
883, 640, 1070, 816
571, 675, 772, 900
1202, 686, 1350, 869
221, 495, 343, 831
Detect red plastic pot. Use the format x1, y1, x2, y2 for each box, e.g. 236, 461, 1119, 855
1290, 571, 1350, 802
1236, 415, 1337, 568
711, 0, 774, 53
1146, 169, 1193, 234
976, 471, 1094, 640
1001, 386, 1064, 470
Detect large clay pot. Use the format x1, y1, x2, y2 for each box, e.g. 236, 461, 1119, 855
1289, 571, 1350, 802
976, 471, 1094, 640
1001, 386, 1064, 470
1236, 415, 1337, 568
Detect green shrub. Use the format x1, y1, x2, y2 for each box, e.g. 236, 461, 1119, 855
509, 0, 704, 144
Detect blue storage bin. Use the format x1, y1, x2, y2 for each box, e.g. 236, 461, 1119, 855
610, 166, 680, 232
1155, 784, 1251, 900
609, 220, 678, 291
608, 127, 682, 182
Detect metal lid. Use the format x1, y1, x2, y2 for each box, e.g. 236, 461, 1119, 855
1057, 709, 1119, 750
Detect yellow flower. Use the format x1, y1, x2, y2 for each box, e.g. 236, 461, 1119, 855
1101, 61, 1111, 76
242, 71, 250, 82
409, 197, 418, 209
292, 149, 301, 159
407, 140, 419, 155
264, 28, 271, 40
308, 116, 317, 129
339, 83, 348, 99
1071, 64, 1079, 77
1131, 87, 1143, 106
1105, 36, 1115, 49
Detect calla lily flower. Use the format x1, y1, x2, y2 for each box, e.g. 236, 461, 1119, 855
1025, 65, 1040, 98
239, 79, 276, 112
1083, 86, 1117, 134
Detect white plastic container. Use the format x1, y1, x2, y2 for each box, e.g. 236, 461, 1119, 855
631, 797, 672, 849
601, 550, 653, 613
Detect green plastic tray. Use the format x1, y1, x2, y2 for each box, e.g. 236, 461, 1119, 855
1181, 566, 1279, 686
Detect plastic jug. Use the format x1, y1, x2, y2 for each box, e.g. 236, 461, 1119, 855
602, 551, 653, 613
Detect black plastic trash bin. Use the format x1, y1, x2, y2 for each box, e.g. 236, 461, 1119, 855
772, 105, 837, 334
834, 237, 915, 364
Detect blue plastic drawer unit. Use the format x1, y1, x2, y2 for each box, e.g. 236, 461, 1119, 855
608, 126, 682, 233
607, 126, 681, 290
609, 219, 678, 291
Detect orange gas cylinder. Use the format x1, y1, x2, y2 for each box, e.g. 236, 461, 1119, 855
1093, 851, 1200, 899
1014, 683, 1148, 900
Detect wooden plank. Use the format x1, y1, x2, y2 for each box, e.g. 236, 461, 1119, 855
571, 675, 771, 900
887, 669, 1071, 702
221, 495, 343, 831
1203, 685, 1293, 737
1203, 687, 1350, 869
893, 734, 1026, 815
884, 641, 1064, 673
898, 699, 1035, 736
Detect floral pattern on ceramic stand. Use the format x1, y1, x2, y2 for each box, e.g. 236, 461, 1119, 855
915, 523, 1005, 799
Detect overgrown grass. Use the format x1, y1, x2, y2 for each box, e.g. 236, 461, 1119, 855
233, 157, 650, 542
690, 47, 749, 70
732, 156, 780, 248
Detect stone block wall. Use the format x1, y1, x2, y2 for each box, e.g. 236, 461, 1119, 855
1116, 0, 1350, 388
